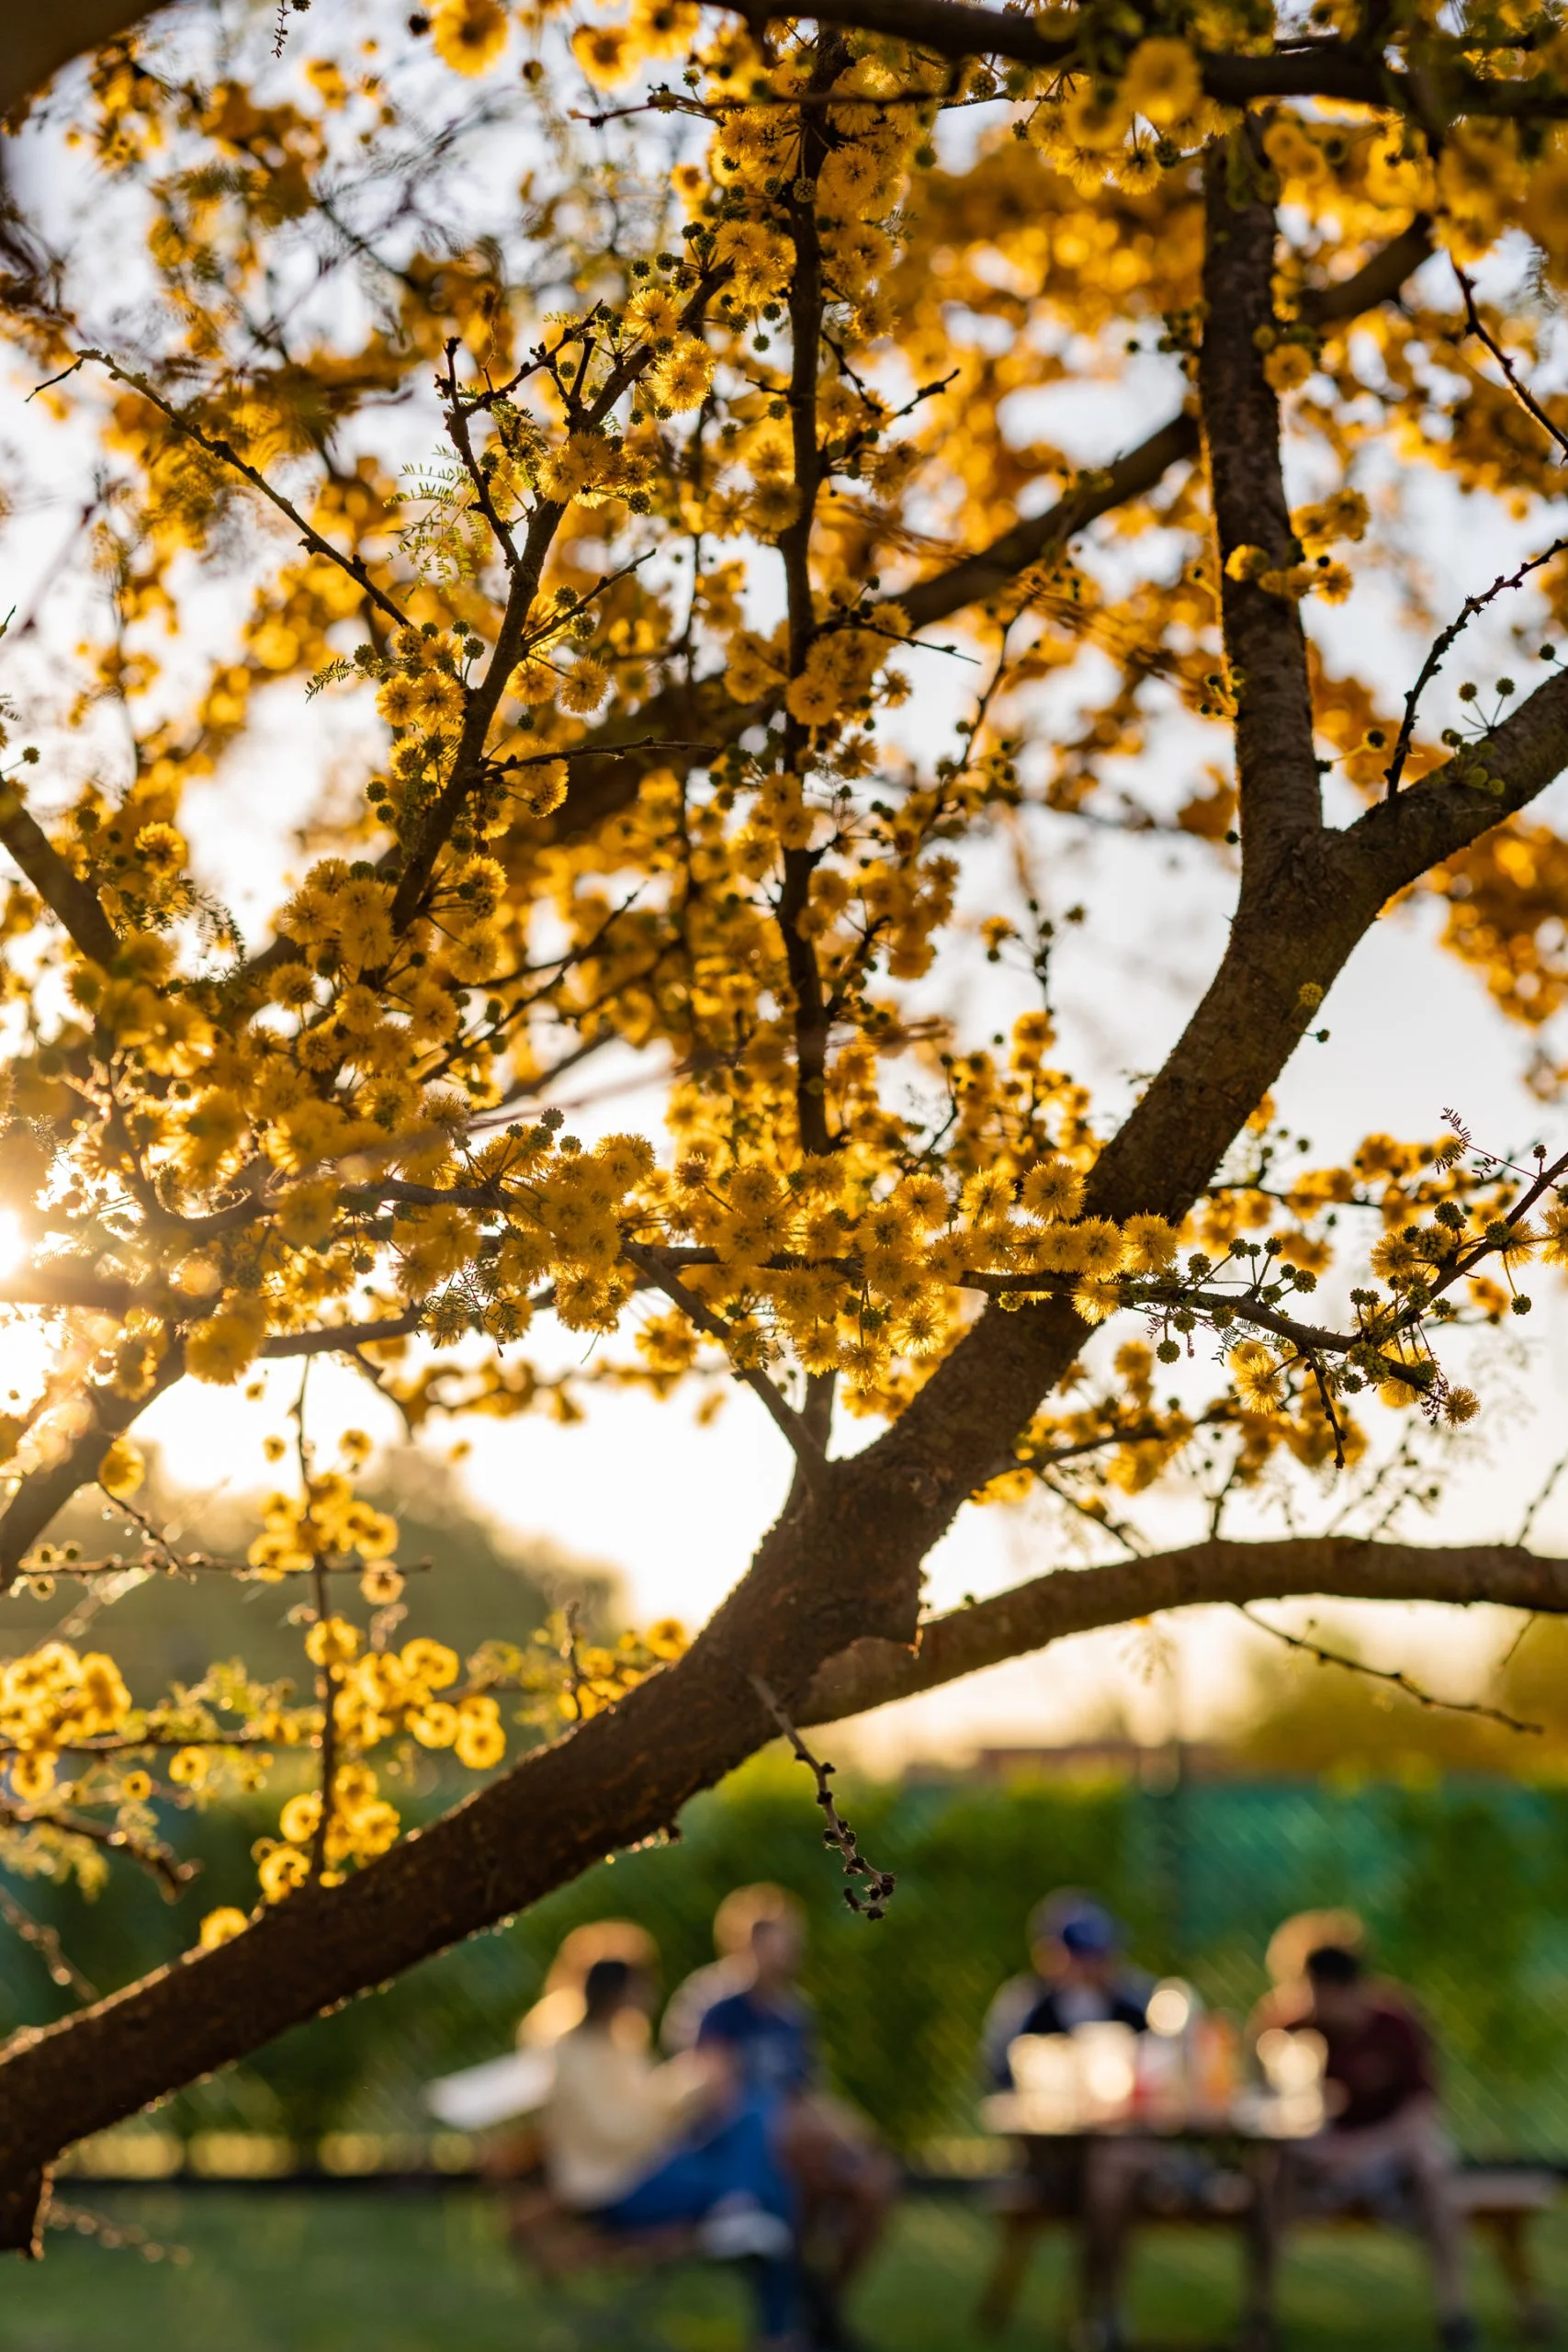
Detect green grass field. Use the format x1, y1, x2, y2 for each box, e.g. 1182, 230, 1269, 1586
4, 2188, 1562, 2350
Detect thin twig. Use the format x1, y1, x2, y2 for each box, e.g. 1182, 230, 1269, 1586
1493, 1445, 1567, 1676
1383, 534, 1568, 797
621, 1240, 828, 1480
0, 1800, 194, 1898
1516, 1446, 1568, 1546
750, 1678, 896, 1918
0, 1881, 96, 1999
561, 1599, 587, 1723
291, 1368, 337, 1893
46, 2197, 190, 2263
1237, 1603, 1542, 1734
490, 735, 716, 773
8, 1555, 429, 1582
65, 351, 411, 633
1452, 261, 1568, 467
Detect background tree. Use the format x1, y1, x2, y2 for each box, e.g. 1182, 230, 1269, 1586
3, 0, 1568, 2257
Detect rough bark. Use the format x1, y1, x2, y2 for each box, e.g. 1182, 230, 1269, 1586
1201, 129, 1323, 876
801, 1538, 1568, 1721
0, 1, 165, 119
0, 10, 1553, 2254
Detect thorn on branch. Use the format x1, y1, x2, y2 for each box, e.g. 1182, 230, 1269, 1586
750, 1677, 895, 1919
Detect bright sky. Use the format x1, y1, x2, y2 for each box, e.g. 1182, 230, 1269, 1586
122, 834, 1568, 1769
5, 28, 1568, 1769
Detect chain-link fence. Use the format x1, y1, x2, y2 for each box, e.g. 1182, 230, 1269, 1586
10, 1761, 1568, 2164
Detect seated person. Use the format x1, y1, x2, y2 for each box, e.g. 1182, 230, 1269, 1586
662, 1882, 771, 2056
981, 1891, 1151, 2090
521, 1916, 658, 2048
981, 1894, 1154, 2352
543, 1954, 801, 2347
456, 1921, 660, 2179
696, 1893, 818, 2099
1249, 1939, 1474, 2352
673, 1886, 897, 2336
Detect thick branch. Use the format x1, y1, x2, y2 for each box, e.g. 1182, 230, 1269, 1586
1337, 662, 1568, 896
1200, 129, 1321, 875
0, 1268, 134, 1315
798, 1536, 1568, 1721
0, 788, 118, 966
389, 499, 567, 932
0, 1523, 1560, 2235
259, 1310, 426, 1360
900, 413, 1200, 629
724, 0, 1567, 122
0, 0, 158, 118
0, 1349, 185, 1589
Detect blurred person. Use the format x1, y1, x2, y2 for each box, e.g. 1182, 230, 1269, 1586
663, 1882, 789, 2055
437, 1919, 660, 2155
1258, 1907, 1367, 2018
1246, 1939, 1474, 2352
981, 1891, 1152, 2090
697, 1896, 818, 2100
980, 1894, 1155, 2352
543, 1953, 803, 2348
521, 1917, 659, 2048
672, 1886, 897, 2347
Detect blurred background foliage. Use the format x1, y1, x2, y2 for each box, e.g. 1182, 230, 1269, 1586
6, 1468, 1568, 2161
0, 1452, 619, 1697
7, 1756, 1568, 2160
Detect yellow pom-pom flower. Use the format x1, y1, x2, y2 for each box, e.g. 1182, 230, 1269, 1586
431, 0, 509, 76
199, 1907, 250, 1951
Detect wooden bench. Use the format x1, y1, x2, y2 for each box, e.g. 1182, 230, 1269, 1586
977, 2161, 1559, 2339
480, 2125, 704, 2278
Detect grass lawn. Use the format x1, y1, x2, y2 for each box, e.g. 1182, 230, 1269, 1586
3, 2188, 1562, 2350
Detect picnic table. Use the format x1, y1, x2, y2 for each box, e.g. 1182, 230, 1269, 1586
976, 2075, 1557, 2342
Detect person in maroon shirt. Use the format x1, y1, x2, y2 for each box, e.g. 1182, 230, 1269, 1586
1247, 1942, 1474, 2352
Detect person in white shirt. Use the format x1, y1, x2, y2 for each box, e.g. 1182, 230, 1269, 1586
543, 1955, 802, 2346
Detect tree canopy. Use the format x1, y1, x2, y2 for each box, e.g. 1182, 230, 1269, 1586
3, 0, 1568, 2256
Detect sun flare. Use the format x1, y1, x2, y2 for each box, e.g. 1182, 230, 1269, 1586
0, 1212, 25, 1278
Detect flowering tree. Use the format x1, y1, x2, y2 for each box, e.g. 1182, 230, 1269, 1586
2, 0, 1568, 2254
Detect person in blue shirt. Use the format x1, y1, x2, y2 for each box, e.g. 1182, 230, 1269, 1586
696, 1907, 816, 2098
672, 1887, 896, 2349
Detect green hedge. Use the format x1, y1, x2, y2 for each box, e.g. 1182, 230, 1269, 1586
7, 1760, 1568, 2157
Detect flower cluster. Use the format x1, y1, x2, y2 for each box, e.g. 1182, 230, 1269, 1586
2, 0, 1568, 1956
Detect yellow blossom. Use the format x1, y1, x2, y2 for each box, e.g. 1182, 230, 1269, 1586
1122, 39, 1201, 129
199, 1906, 251, 1950
431, 0, 509, 76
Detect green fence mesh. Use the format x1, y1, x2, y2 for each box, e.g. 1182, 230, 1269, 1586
8, 1761, 1568, 2161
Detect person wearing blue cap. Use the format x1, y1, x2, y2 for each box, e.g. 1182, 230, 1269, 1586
981, 1893, 1153, 2091
979, 1892, 1156, 2352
